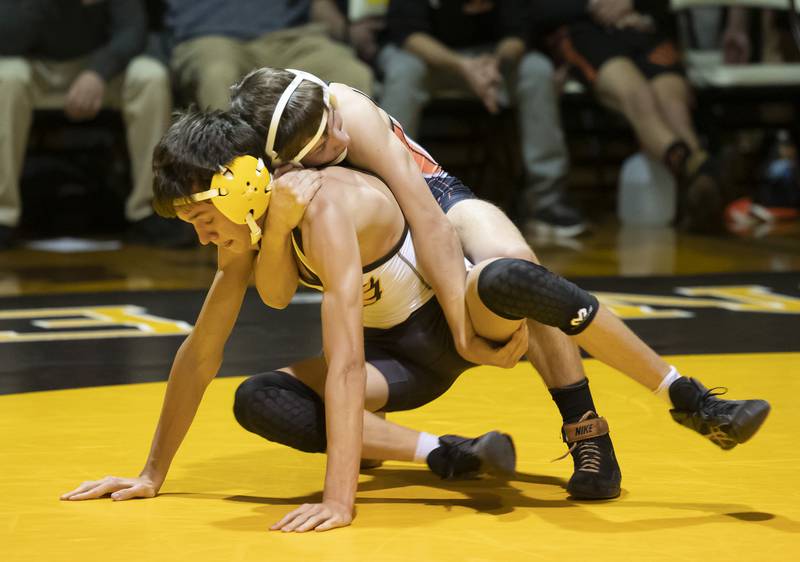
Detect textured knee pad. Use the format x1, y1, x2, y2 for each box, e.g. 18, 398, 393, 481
477, 258, 598, 335
233, 371, 326, 453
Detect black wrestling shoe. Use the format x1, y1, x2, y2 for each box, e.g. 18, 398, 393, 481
669, 377, 771, 450
427, 431, 516, 479
527, 202, 588, 238
560, 411, 621, 500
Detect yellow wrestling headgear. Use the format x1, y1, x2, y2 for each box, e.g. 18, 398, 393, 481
173, 155, 272, 245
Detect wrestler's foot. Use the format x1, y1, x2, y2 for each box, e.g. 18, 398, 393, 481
669, 377, 771, 450
561, 411, 622, 500
427, 431, 516, 479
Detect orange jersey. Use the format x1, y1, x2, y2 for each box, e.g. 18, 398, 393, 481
341, 86, 473, 214
345, 85, 444, 178
387, 116, 444, 179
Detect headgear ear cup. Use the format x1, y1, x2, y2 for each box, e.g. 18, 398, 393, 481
211, 156, 272, 244
173, 155, 272, 245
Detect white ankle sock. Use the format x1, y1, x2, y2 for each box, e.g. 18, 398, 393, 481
413, 432, 441, 463
655, 366, 682, 405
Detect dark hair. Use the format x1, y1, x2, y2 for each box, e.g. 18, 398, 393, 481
230, 67, 326, 163
152, 109, 265, 218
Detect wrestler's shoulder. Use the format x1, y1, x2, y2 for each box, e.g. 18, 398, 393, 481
330, 83, 377, 117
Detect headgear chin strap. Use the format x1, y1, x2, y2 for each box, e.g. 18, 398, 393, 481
173, 156, 272, 245
330, 147, 348, 166
265, 69, 332, 165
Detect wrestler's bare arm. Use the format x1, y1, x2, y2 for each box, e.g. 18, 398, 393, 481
61, 247, 255, 501
334, 87, 514, 367
272, 196, 365, 532
336, 90, 467, 320
255, 170, 323, 308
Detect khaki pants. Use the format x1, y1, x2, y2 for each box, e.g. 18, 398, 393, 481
172, 24, 373, 110
0, 55, 172, 226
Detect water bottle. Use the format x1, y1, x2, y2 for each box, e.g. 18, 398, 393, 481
617, 152, 677, 226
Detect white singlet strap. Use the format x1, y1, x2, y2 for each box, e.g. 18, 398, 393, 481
265, 69, 332, 165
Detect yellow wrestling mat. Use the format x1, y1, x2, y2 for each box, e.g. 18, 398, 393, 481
3, 353, 799, 562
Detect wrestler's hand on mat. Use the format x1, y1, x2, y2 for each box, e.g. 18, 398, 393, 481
60, 475, 159, 502
271, 501, 354, 533
455, 319, 528, 369
270, 169, 323, 231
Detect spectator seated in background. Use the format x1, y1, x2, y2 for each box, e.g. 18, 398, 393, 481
340, 0, 389, 67
0, 0, 193, 249
377, 0, 586, 237
532, 0, 728, 233
165, 0, 374, 111
721, 5, 800, 65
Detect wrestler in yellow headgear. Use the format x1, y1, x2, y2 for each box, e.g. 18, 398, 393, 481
173, 155, 272, 245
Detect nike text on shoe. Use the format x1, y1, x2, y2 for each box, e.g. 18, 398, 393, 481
558, 411, 621, 500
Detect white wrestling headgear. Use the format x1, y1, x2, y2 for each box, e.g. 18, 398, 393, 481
265, 69, 347, 165
173, 155, 272, 245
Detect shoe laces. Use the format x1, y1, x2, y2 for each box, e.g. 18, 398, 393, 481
443, 436, 480, 477
699, 386, 738, 418
552, 411, 602, 471
552, 437, 603, 473
572, 440, 602, 473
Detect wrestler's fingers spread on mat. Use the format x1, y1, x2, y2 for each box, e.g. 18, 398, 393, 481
60, 480, 96, 500
60, 477, 114, 500
61, 476, 153, 501
273, 502, 352, 532
296, 512, 330, 533
314, 507, 352, 532
61, 476, 123, 500
271, 503, 310, 531
315, 517, 350, 532
282, 504, 326, 532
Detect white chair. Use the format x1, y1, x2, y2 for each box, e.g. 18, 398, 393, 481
671, 0, 800, 89
347, 0, 388, 20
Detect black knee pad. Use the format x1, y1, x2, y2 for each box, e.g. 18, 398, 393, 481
477, 258, 598, 335
233, 371, 326, 453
